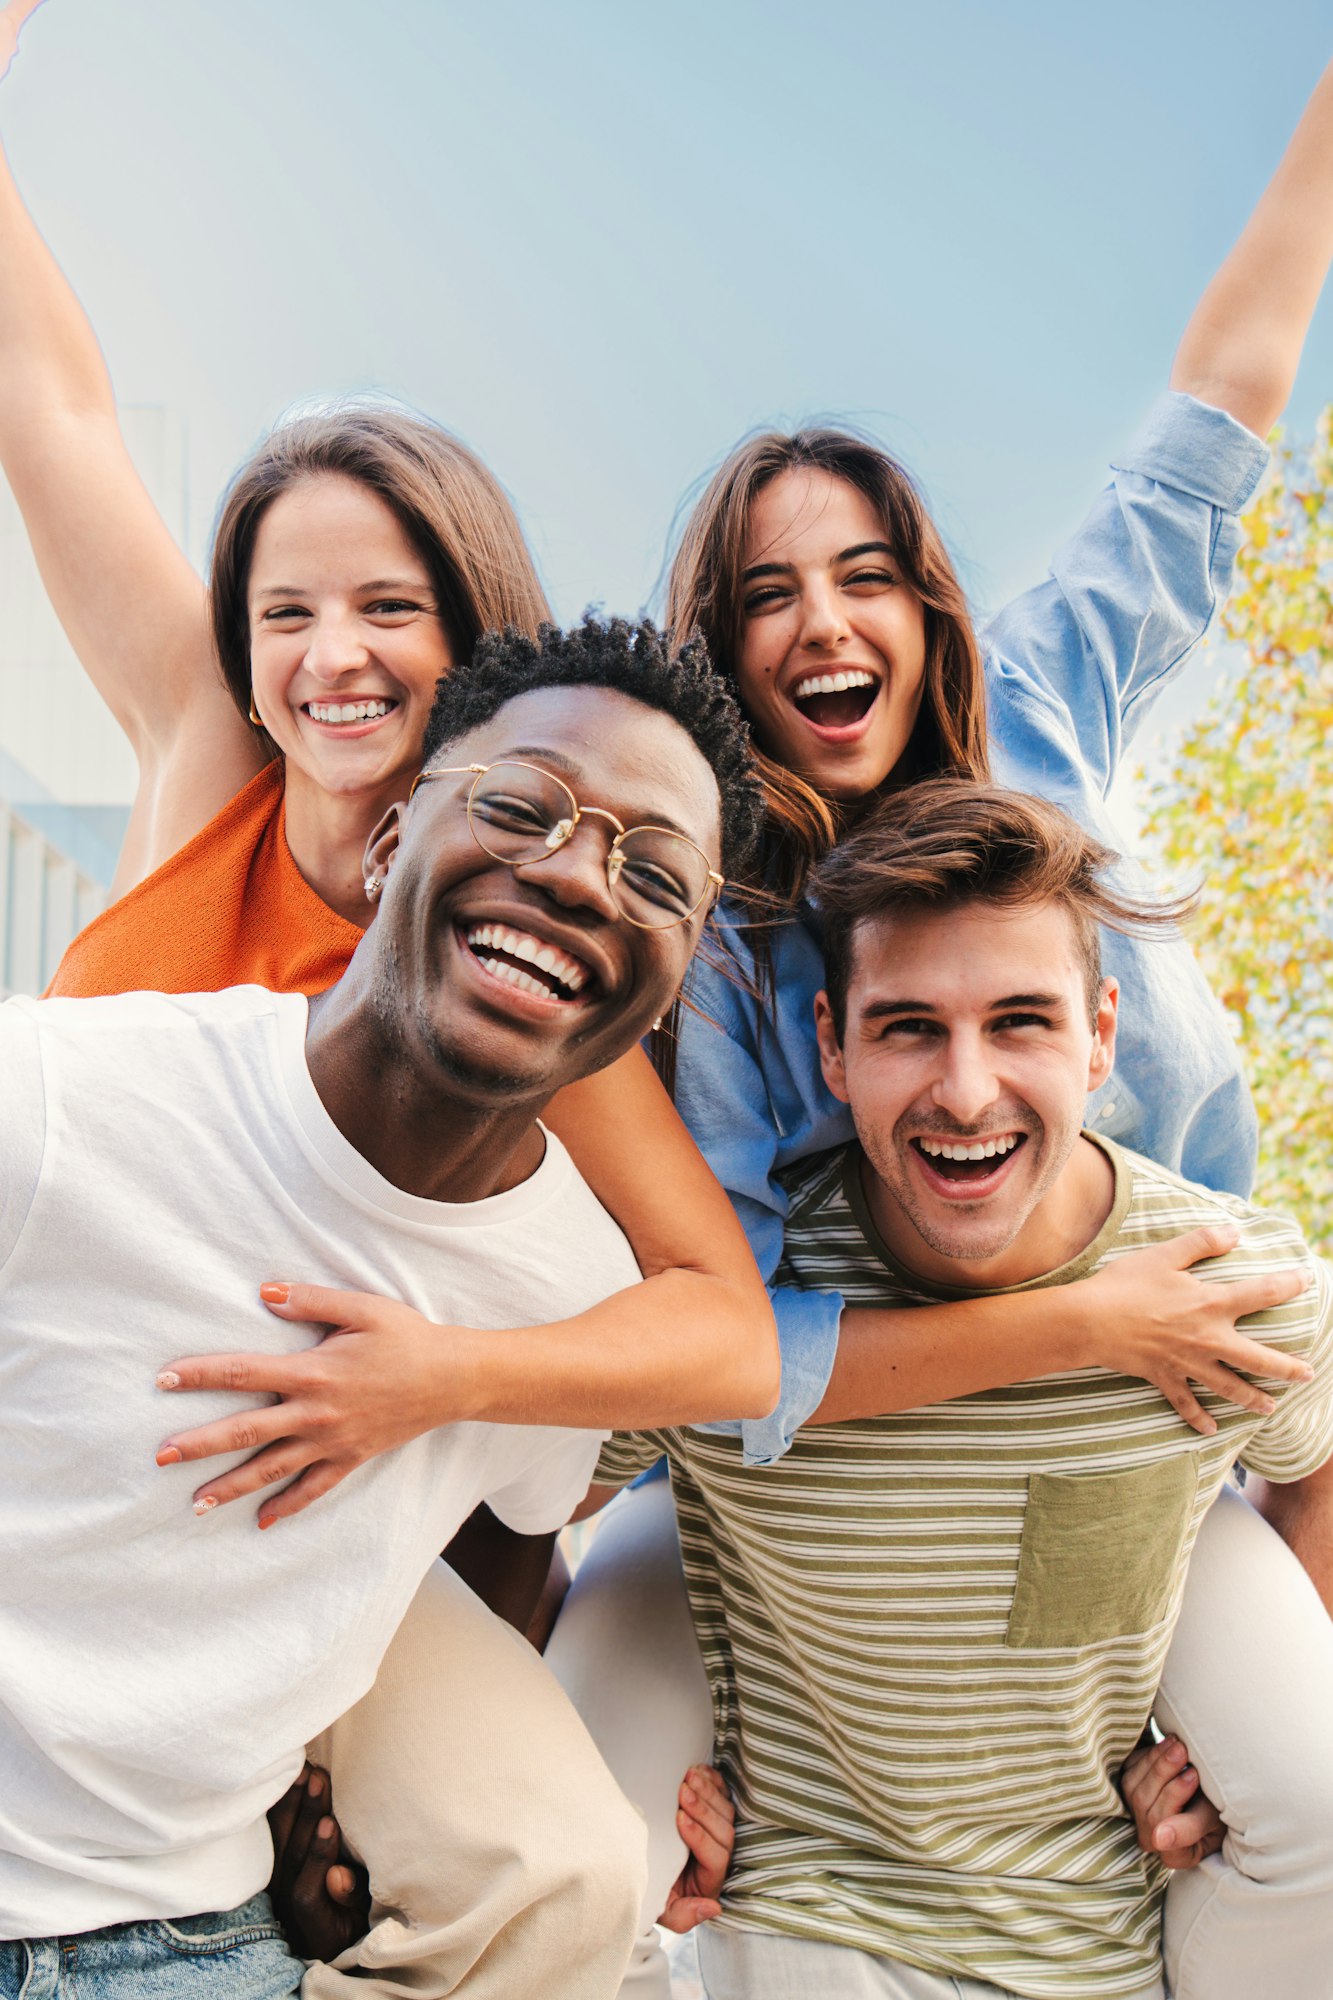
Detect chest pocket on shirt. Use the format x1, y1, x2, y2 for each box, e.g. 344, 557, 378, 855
1005, 1455, 1200, 1650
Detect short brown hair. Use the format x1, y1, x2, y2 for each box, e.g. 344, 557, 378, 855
665, 427, 990, 903
210, 404, 550, 738
815, 778, 1195, 1035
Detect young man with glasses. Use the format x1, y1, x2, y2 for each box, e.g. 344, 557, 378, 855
0, 620, 773, 2000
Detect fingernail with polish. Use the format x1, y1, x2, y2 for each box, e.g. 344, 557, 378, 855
156, 1445, 183, 1467
156, 1371, 181, 1391
260, 1283, 290, 1305
193, 1496, 218, 1516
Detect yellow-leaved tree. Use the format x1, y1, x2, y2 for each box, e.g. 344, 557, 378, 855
1142, 410, 1333, 1248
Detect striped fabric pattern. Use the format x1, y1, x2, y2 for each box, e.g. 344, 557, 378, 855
596, 1139, 1333, 1998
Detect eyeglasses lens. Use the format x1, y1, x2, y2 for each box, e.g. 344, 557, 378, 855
468, 763, 710, 929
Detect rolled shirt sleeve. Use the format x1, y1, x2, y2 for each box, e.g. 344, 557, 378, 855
1242, 1258, 1333, 1483
672, 939, 850, 1464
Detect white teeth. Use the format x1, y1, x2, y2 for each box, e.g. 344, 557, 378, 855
307, 699, 392, 724
919, 1135, 1020, 1161
793, 669, 877, 701
480, 957, 551, 1000
465, 924, 590, 995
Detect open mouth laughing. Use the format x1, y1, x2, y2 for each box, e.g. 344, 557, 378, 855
909, 1131, 1028, 1196
458, 922, 597, 1007
789, 668, 880, 736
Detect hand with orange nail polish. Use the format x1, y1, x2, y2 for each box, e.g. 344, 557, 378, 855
153, 1282, 479, 1527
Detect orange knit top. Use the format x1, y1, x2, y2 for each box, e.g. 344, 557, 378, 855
49, 763, 364, 1000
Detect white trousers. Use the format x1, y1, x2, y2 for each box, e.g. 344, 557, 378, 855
697, 1926, 1165, 1999
301, 1558, 647, 2000
548, 1476, 1333, 2000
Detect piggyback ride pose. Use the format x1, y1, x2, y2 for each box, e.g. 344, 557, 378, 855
545, 49, 1333, 1998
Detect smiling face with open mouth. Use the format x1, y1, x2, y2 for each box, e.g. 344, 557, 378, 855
735, 467, 928, 804
247, 473, 454, 816
367, 685, 723, 1108
815, 899, 1119, 1288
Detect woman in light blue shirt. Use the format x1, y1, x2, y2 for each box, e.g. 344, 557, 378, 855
550, 56, 1333, 1998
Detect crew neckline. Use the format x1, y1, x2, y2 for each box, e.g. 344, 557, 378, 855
842, 1130, 1132, 1300
271, 992, 562, 1230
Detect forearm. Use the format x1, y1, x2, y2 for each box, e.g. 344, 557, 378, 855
1171, 57, 1333, 434
1246, 1471, 1333, 1617
442, 1503, 558, 1635
451, 1269, 779, 1429
810, 1290, 1091, 1425
0, 137, 117, 437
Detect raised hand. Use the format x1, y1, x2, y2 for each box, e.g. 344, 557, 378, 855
268, 1763, 371, 1961
657, 1764, 736, 1934
0, 0, 45, 85
1121, 1734, 1224, 1871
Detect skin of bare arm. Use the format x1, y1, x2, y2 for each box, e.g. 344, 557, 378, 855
0, 90, 263, 888
1246, 1452, 1333, 1616
1170, 56, 1333, 435
441, 1504, 559, 1637
812, 1233, 1313, 1430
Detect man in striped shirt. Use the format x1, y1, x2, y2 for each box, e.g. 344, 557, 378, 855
594, 782, 1333, 2000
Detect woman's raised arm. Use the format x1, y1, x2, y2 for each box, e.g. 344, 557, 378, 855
0, 2, 261, 883
1171, 55, 1333, 435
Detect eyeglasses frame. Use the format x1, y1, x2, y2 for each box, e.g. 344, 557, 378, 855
408, 760, 725, 931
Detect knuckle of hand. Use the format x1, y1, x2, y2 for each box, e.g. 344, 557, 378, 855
230, 1422, 260, 1453
220, 1359, 252, 1392
261, 1459, 294, 1487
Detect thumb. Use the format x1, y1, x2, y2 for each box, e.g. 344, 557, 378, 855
325, 1864, 362, 1906
658, 1897, 722, 1935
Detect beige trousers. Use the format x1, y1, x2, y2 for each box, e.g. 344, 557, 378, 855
300, 1558, 647, 2000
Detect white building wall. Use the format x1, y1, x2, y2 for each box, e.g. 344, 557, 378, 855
0, 404, 189, 805
0, 795, 109, 998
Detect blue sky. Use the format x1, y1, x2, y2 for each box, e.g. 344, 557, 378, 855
4, 0, 1333, 767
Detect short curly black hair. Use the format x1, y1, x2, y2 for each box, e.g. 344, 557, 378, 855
418, 615, 762, 881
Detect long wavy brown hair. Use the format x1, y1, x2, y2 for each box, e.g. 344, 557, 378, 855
666, 426, 990, 905
210, 404, 550, 738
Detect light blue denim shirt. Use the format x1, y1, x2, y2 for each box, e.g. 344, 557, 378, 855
678, 391, 1270, 1464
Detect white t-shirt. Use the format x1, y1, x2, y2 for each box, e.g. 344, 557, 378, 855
0, 987, 639, 1939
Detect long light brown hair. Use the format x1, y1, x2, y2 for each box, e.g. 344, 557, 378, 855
666, 426, 990, 904
210, 404, 550, 735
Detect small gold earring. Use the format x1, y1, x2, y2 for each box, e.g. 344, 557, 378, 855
248, 690, 263, 728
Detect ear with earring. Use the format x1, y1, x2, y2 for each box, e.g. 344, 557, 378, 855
248, 688, 263, 729
364, 874, 384, 902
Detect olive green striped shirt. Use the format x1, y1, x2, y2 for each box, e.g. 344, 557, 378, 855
595, 1139, 1333, 1998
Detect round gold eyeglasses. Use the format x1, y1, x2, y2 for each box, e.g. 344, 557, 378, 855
409, 761, 724, 931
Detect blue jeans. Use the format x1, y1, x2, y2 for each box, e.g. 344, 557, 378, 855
0, 1893, 303, 1998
